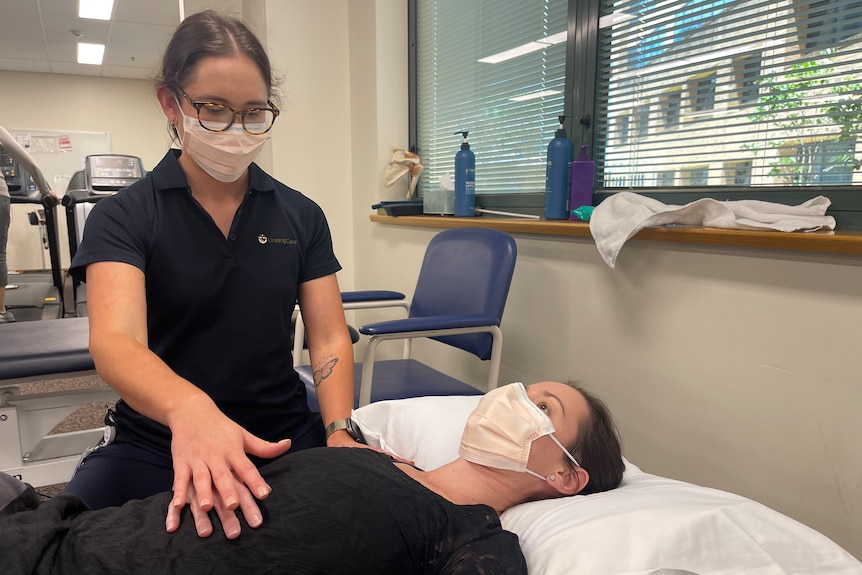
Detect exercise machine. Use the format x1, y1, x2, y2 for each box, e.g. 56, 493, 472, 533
62, 154, 146, 317
2, 149, 64, 322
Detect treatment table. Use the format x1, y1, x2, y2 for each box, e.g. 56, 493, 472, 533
0, 318, 116, 487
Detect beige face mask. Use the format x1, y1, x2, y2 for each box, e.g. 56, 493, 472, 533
177, 106, 270, 182
459, 382, 580, 481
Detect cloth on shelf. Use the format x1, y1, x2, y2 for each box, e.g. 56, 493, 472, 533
590, 191, 836, 268
384, 148, 423, 199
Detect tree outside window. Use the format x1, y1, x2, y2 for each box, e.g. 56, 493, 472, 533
744, 50, 861, 185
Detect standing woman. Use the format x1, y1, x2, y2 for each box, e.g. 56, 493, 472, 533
65, 10, 359, 539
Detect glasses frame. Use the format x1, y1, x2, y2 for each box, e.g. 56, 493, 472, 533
178, 89, 280, 135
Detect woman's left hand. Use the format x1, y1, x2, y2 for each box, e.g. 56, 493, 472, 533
170, 474, 263, 539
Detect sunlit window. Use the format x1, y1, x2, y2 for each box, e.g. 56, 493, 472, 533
412, 0, 862, 209
414, 0, 568, 195
596, 0, 862, 188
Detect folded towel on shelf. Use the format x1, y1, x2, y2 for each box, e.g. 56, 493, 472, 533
590, 192, 836, 268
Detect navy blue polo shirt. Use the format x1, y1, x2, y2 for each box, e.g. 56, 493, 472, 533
70, 149, 341, 452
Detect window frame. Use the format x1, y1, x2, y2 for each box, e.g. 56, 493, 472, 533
407, 0, 862, 229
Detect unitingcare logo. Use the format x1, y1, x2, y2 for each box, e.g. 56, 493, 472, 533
258, 234, 297, 245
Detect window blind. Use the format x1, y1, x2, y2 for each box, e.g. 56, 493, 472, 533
415, 0, 568, 195
595, 0, 862, 189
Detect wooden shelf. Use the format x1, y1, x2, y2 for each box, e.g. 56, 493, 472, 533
370, 214, 862, 256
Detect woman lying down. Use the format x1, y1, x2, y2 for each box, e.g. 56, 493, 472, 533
0, 382, 624, 574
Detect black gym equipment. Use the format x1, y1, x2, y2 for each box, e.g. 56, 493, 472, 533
2, 150, 64, 322
62, 154, 146, 317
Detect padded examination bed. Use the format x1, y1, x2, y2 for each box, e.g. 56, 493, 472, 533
0, 317, 103, 487
0, 317, 94, 382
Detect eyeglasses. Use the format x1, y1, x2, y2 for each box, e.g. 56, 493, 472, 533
178, 90, 280, 135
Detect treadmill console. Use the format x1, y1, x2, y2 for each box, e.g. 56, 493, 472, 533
1, 148, 22, 192
85, 154, 145, 194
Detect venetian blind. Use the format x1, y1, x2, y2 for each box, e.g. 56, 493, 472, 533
415, 0, 568, 195
595, 0, 862, 189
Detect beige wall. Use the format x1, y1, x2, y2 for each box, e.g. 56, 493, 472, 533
265, 0, 355, 291
0, 71, 168, 270
1, 0, 859, 560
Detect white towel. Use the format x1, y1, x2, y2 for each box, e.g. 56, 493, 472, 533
590, 192, 836, 268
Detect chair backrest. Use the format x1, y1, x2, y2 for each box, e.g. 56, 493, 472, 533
409, 227, 517, 360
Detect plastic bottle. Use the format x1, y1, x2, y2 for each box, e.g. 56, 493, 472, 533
544, 116, 574, 220
453, 131, 476, 217
569, 145, 595, 221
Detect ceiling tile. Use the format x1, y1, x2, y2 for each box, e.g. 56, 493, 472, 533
115, 0, 181, 27
0, 6, 45, 40
42, 12, 111, 44
107, 21, 175, 50
37, 0, 77, 17
0, 38, 49, 61
102, 45, 162, 71
0, 0, 205, 81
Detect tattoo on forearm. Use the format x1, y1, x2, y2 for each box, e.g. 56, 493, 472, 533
312, 355, 339, 389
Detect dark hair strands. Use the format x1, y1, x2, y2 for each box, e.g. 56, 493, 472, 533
154, 9, 282, 104
563, 380, 626, 495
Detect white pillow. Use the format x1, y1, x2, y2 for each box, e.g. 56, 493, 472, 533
354, 395, 862, 575
354, 395, 481, 469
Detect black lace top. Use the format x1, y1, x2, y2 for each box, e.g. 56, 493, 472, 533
1, 448, 527, 574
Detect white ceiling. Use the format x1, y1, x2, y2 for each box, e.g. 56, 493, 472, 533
0, 0, 182, 80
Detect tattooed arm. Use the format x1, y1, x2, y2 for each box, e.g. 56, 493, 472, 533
297, 274, 358, 447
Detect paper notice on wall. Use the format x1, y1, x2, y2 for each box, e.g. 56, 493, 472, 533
29, 136, 60, 154
54, 174, 72, 196
16, 135, 72, 153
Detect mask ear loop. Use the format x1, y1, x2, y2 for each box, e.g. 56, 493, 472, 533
525, 468, 548, 481
524, 434, 582, 482
171, 98, 185, 144
548, 433, 581, 468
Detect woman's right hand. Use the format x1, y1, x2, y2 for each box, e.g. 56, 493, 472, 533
164, 395, 292, 538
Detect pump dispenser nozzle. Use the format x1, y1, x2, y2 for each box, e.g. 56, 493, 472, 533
454, 131, 470, 150
555, 116, 567, 138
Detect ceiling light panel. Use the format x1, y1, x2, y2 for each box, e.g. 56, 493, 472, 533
79, 0, 115, 21
77, 42, 105, 65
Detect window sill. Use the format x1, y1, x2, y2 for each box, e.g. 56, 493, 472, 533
369, 214, 862, 256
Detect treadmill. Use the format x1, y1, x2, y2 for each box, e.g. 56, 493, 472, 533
1, 151, 64, 322
62, 154, 146, 317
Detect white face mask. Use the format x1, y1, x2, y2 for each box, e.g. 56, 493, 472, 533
459, 382, 580, 481
176, 104, 270, 182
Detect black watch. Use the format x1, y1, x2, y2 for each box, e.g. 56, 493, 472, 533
325, 418, 366, 444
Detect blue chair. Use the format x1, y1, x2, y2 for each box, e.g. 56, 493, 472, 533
294, 227, 518, 409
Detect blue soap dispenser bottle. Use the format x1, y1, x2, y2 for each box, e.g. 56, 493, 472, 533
453, 131, 476, 217
544, 116, 574, 220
